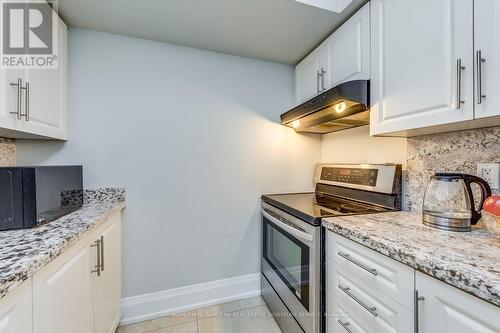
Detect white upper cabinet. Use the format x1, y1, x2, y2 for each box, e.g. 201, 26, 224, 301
296, 51, 320, 104
370, 0, 474, 136
295, 46, 330, 104
0, 68, 20, 133
0, 2, 67, 140
295, 2, 369, 105
416, 271, 500, 333
474, 0, 500, 119
328, 2, 370, 87
16, 14, 67, 140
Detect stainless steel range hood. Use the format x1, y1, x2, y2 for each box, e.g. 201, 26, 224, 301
281, 80, 370, 134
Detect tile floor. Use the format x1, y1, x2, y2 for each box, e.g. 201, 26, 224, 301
116, 296, 283, 333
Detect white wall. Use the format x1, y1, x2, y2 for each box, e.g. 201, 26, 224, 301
16, 28, 321, 297
321, 126, 407, 167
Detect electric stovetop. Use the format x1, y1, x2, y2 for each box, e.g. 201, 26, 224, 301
261, 192, 390, 226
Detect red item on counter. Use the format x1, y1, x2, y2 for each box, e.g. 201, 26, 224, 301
483, 196, 500, 217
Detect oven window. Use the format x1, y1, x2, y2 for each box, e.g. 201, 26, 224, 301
263, 217, 310, 310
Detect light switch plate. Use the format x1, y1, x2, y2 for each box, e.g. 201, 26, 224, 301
477, 163, 500, 189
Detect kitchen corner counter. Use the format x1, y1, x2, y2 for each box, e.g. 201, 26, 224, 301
0, 188, 126, 300
323, 211, 500, 307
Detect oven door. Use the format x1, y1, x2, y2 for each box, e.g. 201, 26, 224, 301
261, 203, 320, 333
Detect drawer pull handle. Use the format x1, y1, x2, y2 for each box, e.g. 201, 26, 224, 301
100, 235, 104, 272
10, 78, 22, 119
338, 284, 378, 317
414, 289, 425, 333
456, 58, 465, 109
476, 50, 486, 104
337, 319, 353, 333
337, 251, 378, 276
90, 239, 102, 276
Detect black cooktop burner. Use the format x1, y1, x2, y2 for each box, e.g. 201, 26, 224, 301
261, 192, 389, 226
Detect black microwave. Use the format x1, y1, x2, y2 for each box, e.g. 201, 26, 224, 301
0, 166, 83, 231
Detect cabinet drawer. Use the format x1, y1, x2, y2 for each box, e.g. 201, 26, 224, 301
328, 290, 370, 333
327, 231, 414, 309
329, 265, 413, 332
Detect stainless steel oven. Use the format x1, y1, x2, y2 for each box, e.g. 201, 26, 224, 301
261, 202, 321, 333
261, 164, 402, 333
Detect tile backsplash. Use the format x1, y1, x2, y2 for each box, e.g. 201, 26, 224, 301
0, 138, 15, 167
406, 126, 500, 211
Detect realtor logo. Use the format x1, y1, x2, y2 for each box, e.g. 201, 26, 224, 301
1, 0, 59, 69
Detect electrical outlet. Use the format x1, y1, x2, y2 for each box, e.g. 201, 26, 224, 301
477, 163, 500, 189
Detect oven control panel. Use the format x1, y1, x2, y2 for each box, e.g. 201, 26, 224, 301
320, 167, 378, 186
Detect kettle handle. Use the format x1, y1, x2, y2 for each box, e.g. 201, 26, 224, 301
463, 175, 492, 225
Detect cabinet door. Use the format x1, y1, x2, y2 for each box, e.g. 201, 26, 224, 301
416, 272, 500, 333
0, 68, 23, 132
370, 0, 474, 136
33, 243, 94, 333
0, 280, 33, 333
94, 214, 122, 333
329, 2, 370, 87
16, 11, 67, 140
295, 52, 319, 104
474, 0, 500, 119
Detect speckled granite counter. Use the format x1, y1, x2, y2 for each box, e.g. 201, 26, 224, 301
0, 188, 125, 300
323, 211, 500, 307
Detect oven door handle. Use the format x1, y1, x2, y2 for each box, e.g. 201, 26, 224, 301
262, 209, 314, 242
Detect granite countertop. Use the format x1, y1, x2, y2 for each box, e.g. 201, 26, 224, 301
323, 211, 500, 307
0, 189, 125, 300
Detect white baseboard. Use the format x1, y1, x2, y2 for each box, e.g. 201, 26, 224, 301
120, 273, 261, 326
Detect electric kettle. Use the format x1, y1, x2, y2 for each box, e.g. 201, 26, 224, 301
422, 173, 492, 232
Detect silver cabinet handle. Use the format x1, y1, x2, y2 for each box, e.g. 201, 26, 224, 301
456, 58, 465, 109
24, 81, 29, 121
476, 50, 486, 104
91, 238, 102, 276
337, 319, 353, 333
414, 290, 425, 333
262, 209, 314, 242
10, 78, 22, 119
100, 235, 104, 272
338, 284, 377, 317
321, 67, 327, 91
337, 251, 377, 275
316, 70, 322, 94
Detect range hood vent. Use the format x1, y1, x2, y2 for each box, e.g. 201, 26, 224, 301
281, 80, 370, 134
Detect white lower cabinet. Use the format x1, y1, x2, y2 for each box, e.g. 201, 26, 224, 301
0, 211, 122, 333
327, 231, 500, 333
329, 265, 413, 332
416, 271, 500, 333
0, 280, 33, 333
33, 211, 122, 333
33, 242, 95, 333
94, 214, 122, 333
327, 232, 413, 333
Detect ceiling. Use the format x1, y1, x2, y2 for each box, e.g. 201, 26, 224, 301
56, 0, 367, 65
